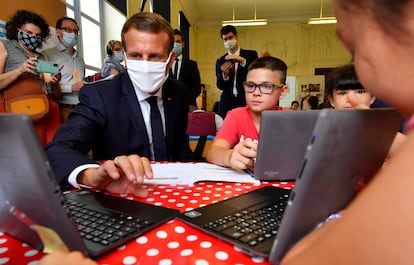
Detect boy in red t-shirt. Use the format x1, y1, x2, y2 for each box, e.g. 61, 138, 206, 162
206, 56, 289, 171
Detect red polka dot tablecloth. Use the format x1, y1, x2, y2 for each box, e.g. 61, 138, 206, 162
0, 181, 293, 265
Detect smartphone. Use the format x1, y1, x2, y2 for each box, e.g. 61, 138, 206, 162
35, 61, 60, 74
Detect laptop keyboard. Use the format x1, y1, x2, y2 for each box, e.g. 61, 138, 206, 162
66, 198, 153, 247
203, 194, 289, 247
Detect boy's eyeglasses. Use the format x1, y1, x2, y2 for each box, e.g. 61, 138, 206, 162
243, 81, 284, 94
59, 27, 80, 35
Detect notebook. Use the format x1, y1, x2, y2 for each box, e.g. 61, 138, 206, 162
0, 114, 179, 258
252, 110, 320, 181
177, 108, 403, 264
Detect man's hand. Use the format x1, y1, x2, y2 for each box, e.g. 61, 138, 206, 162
225, 54, 246, 65
220, 60, 232, 77
78, 155, 153, 197
71, 81, 85, 92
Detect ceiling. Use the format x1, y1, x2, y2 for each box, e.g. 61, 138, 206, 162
179, 0, 335, 27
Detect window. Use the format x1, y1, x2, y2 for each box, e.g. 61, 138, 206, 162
66, 0, 103, 76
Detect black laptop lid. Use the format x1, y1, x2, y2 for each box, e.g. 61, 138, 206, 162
254, 110, 320, 181
269, 108, 403, 264
0, 114, 87, 253
0, 114, 180, 258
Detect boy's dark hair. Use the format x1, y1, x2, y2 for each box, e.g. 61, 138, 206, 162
6, 10, 50, 42
307, 96, 319, 109
291, 100, 299, 106
220, 25, 237, 38
326, 64, 364, 97
248, 56, 288, 84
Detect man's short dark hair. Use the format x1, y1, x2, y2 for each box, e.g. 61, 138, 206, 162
56, 16, 78, 29
220, 25, 237, 38
121, 12, 174, 53
173, 29, 183, 39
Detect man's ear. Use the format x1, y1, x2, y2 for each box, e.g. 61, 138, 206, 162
55, 29, 62, 40
279, 85, 289, 100
328, 95, 335, 108
369, 96, 376, 105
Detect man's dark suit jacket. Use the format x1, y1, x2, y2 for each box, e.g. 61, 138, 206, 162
170, 58, 201, 107
45, 73, 193, 185
215, 49, 258, 118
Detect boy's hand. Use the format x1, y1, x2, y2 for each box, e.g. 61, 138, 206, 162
229, 139, 257, 171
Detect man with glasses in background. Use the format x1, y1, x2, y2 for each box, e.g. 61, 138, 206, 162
44, 17, 85, 121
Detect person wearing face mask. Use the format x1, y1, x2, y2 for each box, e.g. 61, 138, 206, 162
101, 40, 125, 78
215, 25, 258, 118
0, 10, 62, 145
43, 16, 85, 121
170, 29, 201, 111
45, 12, 193, 194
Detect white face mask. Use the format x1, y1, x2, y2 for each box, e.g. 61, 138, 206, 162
224, 39, 237, 50
125, 52, 172, 94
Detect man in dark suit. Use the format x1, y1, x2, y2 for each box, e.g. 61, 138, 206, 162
216, 25, 258, 118
45, 12, 193, 197
170, 29, 201, 111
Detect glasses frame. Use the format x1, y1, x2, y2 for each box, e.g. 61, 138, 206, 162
59, 27, 80, 35
243, 81, 284, 94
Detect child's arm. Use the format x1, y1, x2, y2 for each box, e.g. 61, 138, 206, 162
206, 138, 257, 171
387, 131, 405, 159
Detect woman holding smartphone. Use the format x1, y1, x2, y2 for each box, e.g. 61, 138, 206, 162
0, 10, 62, 145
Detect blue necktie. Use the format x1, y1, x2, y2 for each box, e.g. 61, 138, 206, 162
147, 96, 168, 161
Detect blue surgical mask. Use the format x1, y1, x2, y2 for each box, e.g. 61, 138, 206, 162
172, 42, 183, 57
113, 51, 123, 62
62, 32, 77, 47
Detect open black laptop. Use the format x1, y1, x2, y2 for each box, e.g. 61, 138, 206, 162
0, 114, 179, 258
177, 108, 402, 264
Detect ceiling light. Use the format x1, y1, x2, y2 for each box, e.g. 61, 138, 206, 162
308, 17, 337, 24
222, 19, 267, 27
308, 0, 337, 25
222, 0, 267, 27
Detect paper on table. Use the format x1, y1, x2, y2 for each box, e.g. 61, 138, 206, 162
145, 162, 260, 185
